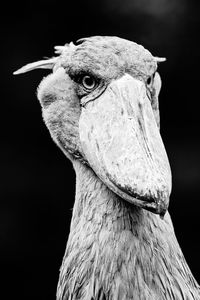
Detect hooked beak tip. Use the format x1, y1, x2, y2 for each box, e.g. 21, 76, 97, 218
156, 197, 169, 219
139, 196, 168, 218
158, 203, 168, 219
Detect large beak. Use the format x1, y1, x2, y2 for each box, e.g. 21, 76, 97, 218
79, 74, 172, 217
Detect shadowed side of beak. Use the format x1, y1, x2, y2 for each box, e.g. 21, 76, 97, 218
79, 74, 172, 217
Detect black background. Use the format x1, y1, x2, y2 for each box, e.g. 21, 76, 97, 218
1, 0, 200, 299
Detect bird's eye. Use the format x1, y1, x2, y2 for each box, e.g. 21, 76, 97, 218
81, 75, 96, 90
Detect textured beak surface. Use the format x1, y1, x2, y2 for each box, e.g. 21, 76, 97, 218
79, 74, 172, 216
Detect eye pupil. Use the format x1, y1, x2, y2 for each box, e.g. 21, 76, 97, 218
82, 75, 95, 89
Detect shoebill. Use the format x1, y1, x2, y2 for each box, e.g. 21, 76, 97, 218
14, 36, 200, 299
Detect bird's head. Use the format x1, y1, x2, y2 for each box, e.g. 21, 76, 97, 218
14, 36, 171, 217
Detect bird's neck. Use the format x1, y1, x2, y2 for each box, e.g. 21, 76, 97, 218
70, 160, 173, 243
57, 160, 199, 299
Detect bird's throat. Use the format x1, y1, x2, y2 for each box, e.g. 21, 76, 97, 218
56, 160, 198, 300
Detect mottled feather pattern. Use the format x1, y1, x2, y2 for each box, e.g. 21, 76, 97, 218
57, 161, 200, 300
59, 36, 157, 84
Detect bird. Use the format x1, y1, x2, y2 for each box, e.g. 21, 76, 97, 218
14, 36, 200, 299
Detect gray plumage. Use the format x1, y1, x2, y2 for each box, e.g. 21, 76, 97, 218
14, 36, 200, 299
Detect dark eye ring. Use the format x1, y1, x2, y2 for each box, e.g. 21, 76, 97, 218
81, 75, 97, 90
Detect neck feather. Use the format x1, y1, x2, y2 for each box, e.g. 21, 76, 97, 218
57, 160, 199, 300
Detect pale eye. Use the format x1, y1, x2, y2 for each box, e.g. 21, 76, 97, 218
81, 75, 96, 90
